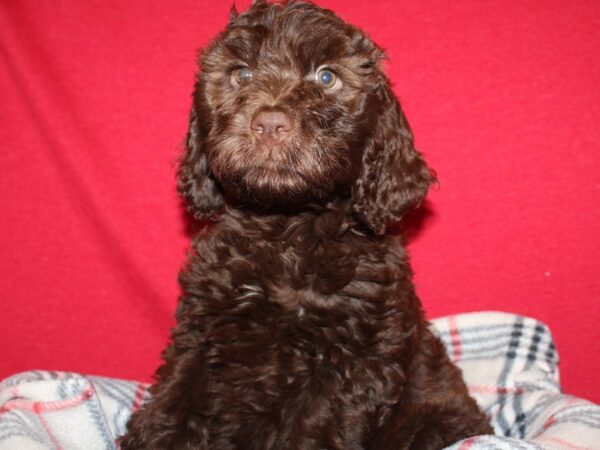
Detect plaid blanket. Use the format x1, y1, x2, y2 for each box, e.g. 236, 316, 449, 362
1, 312, 598, 449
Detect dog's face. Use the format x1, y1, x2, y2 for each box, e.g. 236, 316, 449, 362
199, 1, 380, 207
179, 0, 435, 234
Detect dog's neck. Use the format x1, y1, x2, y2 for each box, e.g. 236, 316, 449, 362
219, 199, 372, 242
196, 199, 402, 300
187, 200, 408, 303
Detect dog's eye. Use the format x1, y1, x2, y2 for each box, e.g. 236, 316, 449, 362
231, 68, 253, 86
316, 68, 339, 89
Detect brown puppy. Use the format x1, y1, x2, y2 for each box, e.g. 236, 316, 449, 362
121, 1, 493, 448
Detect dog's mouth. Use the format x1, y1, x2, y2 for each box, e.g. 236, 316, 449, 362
241, 158, 311, 190
220, 170, 316, 210
214, 157, 331, 209
252, 143, 292, 165
207, 127, 351, 208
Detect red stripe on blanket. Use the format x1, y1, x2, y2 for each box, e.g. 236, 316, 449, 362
536, 436, 597, 450
540, 397, 582, 432
543, 416, 556, 430
130, 383, 146, 413
468, 385, 525, 395
0, 385, 94, 414
37, 408, 64, 450
458, 436, 477, 450
449, 316, 462, 361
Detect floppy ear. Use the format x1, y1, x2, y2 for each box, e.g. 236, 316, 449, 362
177, 93, 224, 220
352, 77, 436, 235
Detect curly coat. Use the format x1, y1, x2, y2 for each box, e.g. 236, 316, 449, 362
121, 1, 493, 448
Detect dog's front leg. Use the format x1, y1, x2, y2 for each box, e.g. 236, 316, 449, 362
370, 329, 493, 449
119, 345, 211, 450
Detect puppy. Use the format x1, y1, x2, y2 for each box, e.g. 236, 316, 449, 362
121, 1, 493, 448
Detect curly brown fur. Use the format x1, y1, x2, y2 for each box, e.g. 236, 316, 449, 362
121, 1, 493, 448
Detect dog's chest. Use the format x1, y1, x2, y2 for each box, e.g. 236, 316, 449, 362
206, 279, 384, 378
184, 221, 412, 445
203, 240, 405, 405
203, 295, 401, 439
197, 221, 408, 370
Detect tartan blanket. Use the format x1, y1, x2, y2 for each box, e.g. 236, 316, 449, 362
1, 312, 598, 450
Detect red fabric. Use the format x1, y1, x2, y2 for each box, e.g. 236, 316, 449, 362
1, 0, 598, 403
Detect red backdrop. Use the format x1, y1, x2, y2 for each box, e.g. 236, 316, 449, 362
1, 1, 598, 403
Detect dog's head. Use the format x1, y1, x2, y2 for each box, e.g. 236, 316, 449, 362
178, 0, 435, 234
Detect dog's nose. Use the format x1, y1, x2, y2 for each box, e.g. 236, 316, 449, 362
251, 110, 293, 148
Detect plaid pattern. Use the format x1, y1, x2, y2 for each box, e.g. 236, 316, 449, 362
1, 312, 598, 449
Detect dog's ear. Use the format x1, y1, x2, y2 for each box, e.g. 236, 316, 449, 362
229, 4, 239, 22
177, 95, 224, 220
352, 76, 436, 235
